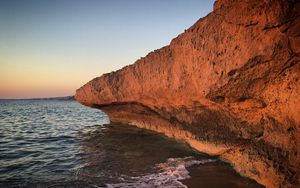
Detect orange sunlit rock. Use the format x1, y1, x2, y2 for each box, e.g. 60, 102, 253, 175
76, 0, 300, 187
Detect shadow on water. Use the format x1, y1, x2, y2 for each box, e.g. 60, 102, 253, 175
75, 123, 206, 185
75, 123, 263, 188
183, 161, 264, 188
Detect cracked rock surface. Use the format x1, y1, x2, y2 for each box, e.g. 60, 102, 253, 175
76, 0, 300, 187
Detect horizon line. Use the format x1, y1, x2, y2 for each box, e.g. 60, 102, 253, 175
0, 95, 75, 100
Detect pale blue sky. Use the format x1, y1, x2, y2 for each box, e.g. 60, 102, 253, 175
0, 0, 215, 98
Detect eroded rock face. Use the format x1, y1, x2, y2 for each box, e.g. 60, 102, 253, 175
75, 0, 300, 187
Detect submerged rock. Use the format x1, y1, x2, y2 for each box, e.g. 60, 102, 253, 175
76, 0, 300, 187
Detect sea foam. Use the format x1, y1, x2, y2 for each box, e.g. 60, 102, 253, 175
106, 157, 216, 188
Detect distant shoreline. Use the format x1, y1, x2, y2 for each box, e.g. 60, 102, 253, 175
0, 96, 75, 101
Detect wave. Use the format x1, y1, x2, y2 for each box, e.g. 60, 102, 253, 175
106, 157, 216, 188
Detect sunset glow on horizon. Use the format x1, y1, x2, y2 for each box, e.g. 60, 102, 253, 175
0, 0, 214, 99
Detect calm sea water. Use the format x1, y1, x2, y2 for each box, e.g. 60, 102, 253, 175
0, 100, 263, 188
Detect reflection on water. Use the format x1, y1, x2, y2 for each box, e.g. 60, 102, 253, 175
0, 100, 263, 188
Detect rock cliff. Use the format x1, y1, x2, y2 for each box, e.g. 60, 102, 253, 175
75, 0, 300, 187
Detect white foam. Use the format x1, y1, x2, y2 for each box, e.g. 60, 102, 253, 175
106, 157, 216, 188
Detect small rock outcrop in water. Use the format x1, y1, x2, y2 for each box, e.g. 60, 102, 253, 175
75, 0, 300, 187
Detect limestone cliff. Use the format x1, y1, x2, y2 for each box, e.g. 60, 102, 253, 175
75, 0, 300, 187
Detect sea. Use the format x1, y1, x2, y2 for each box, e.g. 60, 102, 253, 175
0, 100, 263, 188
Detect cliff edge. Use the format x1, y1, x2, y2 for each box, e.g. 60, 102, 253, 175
75, 0, 300, 187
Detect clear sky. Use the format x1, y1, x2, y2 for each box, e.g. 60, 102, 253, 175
0, 0, 214, 99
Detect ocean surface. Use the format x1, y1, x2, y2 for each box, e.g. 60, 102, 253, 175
0, 100, 263, 188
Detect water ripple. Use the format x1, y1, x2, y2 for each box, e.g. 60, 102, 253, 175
0, 100, 263, 188
0, 100, 109, 186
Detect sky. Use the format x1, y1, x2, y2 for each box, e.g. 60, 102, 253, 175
0, 0, 214, 99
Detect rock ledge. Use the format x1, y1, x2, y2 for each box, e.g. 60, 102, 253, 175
76, 1, 300, 187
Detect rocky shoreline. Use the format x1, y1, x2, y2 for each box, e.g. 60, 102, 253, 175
75, 0, 300, 187
89, 101, 288, 187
